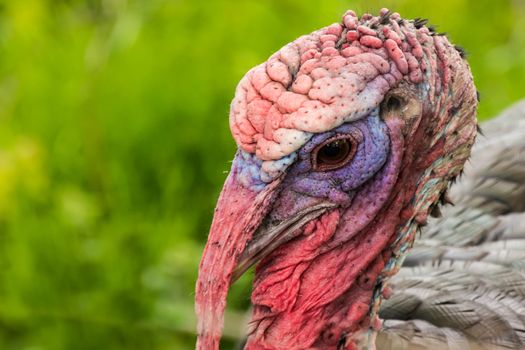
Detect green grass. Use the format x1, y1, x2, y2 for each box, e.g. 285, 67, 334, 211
0, 0, 523, 348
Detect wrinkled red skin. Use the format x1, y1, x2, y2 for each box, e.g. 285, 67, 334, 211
245, 113, 437, 349
246, 69, 463, 346
196, 7, 478, 350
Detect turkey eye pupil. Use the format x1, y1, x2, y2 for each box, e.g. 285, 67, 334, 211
313, 138, 355, 172
320, 141, 346, 160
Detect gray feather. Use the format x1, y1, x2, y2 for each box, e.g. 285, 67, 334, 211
378, 99, 525, 349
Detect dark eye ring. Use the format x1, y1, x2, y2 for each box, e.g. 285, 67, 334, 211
312, 135, 357, 172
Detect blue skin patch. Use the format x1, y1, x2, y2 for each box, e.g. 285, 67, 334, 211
234, 108, 390, 197
283, 108, 390, 204
234, 150, 268, 191
234, 150, 298, 191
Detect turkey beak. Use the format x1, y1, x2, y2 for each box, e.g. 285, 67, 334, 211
195, 155, 281, 350
232, 200, 335, 281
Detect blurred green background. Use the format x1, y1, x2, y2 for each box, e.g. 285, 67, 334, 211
0, 0, 523, 349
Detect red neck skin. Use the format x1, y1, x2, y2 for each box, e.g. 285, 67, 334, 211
245, 115, 440, 350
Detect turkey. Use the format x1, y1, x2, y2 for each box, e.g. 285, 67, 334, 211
195, 8, 525, 350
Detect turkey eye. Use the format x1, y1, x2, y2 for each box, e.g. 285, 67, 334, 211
312, 136, 357, 171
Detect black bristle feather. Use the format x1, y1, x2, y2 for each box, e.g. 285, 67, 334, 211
337, 334, 347, 350
430, 204, 442, 218
476, 91, 481, 102
380, 11, 392, 25
454, 45, 468, 58
414, 18, 429, 29
439, 190, 454, 206
477, 124, 484, 136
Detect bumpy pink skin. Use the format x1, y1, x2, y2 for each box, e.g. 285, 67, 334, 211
230, 9, 430, 180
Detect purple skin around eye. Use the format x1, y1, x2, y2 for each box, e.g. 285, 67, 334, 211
283, 108, 390, 205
